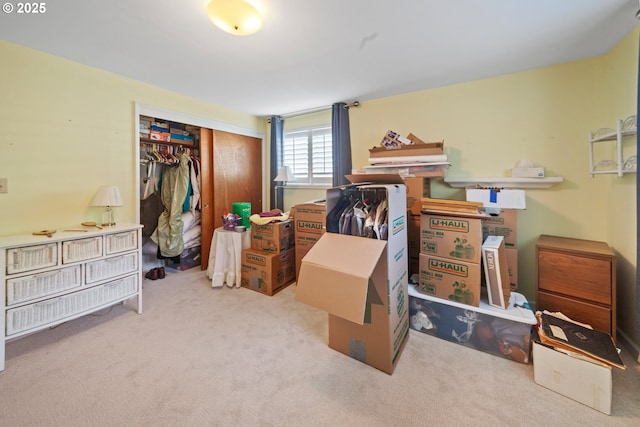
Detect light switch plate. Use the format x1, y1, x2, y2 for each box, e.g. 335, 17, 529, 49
0, 178, 7, 194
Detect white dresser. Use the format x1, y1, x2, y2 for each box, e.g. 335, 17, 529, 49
0, 223, 143, 371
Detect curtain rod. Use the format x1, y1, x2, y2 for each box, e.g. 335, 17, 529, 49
269, 101, 360, 120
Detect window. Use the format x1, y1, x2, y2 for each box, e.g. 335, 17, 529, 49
283, 125, 332, 186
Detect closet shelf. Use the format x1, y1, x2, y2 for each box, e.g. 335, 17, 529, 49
139, 137, 197, 148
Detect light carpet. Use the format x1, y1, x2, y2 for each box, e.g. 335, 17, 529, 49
1, 267, 639, 426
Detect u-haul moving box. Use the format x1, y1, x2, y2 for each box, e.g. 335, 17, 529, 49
420, 212, 484, 264
240, 248, 295, 296
295, 175, 409, 374
251, 220, 295, 253
292, 202, 326, 278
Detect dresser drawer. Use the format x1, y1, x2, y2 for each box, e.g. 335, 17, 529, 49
6, 265, 82, 305
537, 291, 612, 336
6, 273, 139, 336
106, 230, 138, 255
538, 250, 611, 305
6, 243, 58, 275
85, 253, 138, 284
62, 236, 103, 264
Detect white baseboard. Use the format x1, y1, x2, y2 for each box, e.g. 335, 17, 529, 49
617, 328, 640, 364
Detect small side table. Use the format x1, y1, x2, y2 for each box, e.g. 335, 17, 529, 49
206, 227, 251, 288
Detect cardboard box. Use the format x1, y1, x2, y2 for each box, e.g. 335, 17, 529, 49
296, 233, 409, 375
149, 130, 171, 142
251, 220, 295, 253
506, 248, 518, 291
407, 213, 421, 259
409, 284, 536, 363
511, 167, 544, 178
420, 213, 484, 264
379, 129, 412, 148
404, 177, 431, 215
417, 253, 482, 307
533, 340, 612, 414
482, 235, 511, 309
292, 202, 326, 278
369, 140, 444, 158
466, 189, 526, 210
296, 174, 409, 374
481, 209, 518, 249
240, 248, 295, 296
409, 256, 419, 277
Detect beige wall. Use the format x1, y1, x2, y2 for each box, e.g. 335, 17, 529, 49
601, 29, 638, 344
0, 40, 264, 236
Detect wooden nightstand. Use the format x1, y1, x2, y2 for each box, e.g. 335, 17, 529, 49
535, 234, 616, 343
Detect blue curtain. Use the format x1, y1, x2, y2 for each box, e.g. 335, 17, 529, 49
270, 116, 284, 210
332, 103, 353, 186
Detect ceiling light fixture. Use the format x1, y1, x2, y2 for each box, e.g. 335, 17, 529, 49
207, 0, 263, 36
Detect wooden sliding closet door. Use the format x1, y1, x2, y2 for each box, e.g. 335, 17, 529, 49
199, 128, 214, 271
199, 128, 262, 270
213, 129, 263, 229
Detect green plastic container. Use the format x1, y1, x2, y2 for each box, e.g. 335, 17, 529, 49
232, 202, 252, 229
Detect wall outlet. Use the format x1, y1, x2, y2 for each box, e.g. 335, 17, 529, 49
0, 178, 7, 194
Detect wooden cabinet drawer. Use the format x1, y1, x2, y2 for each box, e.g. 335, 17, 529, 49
538, 250, 611, 305
537, 291, 612, 336
106, 230, 138, 255
6, 265, 81, 305
62, 237, 103, 264
6, 243, 58, 275
85, 253, 138, 284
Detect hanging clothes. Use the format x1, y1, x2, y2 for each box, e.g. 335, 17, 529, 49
151, 152, 191, 258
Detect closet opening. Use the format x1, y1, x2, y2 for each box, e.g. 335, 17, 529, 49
139, 116, 204, 276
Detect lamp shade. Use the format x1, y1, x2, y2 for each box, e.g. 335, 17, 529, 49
274, 166, 293, 183
91, 185, 123, 207
207, 0, 263, 36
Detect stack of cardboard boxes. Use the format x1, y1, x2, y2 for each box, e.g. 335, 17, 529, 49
480, 209, 518, 291
408, 197, 538, 365
291, 202, 326, 278
240, 220, 296, 296
417, 211, 485, 307
405, 177, 430, 276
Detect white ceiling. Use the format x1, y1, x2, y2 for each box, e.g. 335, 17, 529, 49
1, 0, 638, 117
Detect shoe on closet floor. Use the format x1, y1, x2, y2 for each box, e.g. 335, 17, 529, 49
157, 267, 166, 279
145, 268, 159, 280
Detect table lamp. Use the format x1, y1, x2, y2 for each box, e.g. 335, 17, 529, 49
273, 166, 293, 209
91, 185, 123, 227
274, 166, 293, 185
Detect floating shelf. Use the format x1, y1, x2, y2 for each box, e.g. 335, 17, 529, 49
444, 176, 563, 189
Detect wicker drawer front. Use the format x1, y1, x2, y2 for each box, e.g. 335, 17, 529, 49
6, 265, 81, 305
6, 243, 58, 275
6, 274, 138, 336
106, 231, 138, 255
85, 253, 138, 284
62, 237, 103, 264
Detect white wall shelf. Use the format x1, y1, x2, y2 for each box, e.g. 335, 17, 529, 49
589, 115, 637, 177
444, 176, 563, 189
